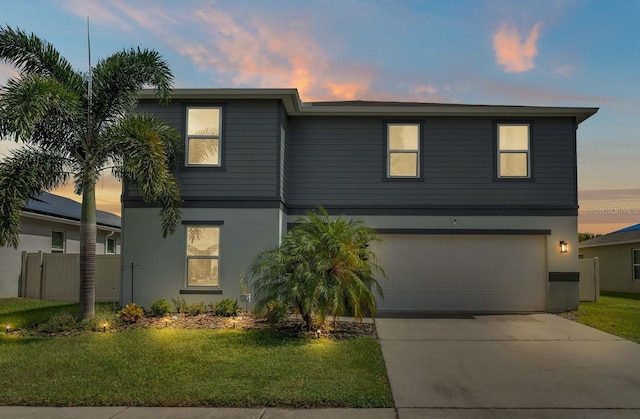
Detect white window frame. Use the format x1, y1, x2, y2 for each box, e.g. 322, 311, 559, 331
51, 230, 65, 253
633, 249, 640, 281
185, 226, 221, 287
387, 123, 421, 178
497, 123, 530, 178
185, 106, 222, 167
106, 237, 116, 254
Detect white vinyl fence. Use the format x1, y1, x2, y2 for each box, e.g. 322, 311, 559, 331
20, 251, 120, 302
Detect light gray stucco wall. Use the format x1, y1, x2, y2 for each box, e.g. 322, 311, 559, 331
121, 207, 282, 309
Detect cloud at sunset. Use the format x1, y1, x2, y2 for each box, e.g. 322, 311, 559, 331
493, 23, 541, 73
173, 6, 375, 101
0, 62, 19, 82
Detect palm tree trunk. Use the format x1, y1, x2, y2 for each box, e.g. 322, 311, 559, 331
79, 172, 97, 320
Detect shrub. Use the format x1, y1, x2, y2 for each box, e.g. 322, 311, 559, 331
83, 311, 121, 332
211, 299, 239, 317
248, 206, 385, 330
149, 299, 172, 317
185, 302, 206, 316
36, 311, 80, 333
172, 297, 187, 313
118, 303, 144, 323
264, 300, 288, 326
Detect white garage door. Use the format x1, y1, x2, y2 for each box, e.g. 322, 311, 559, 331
372, 235, 547, 312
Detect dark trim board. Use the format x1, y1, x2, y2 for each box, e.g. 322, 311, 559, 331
286, 224, 551, 235
124, 198, 285, 210
548, 272, 580, 282
179, 289, 223, 295
375, 228, 552, 235
286, 205, 578, 217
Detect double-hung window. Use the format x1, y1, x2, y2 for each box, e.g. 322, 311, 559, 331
387, 123, 420, 178
51, 231, 65, 253
186, 226, 220, 287
497, 124, 530, 178
633, 249, 640, 281
186, 107, 222, 166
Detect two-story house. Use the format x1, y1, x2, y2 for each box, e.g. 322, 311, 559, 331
122, 89, 597, 313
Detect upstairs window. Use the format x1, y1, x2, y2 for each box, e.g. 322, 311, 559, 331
497, 124, 530, 178
51, 231, 65, 253
186, 107, 222, 166
387, 123, 420, 178
186, 226, 220, 287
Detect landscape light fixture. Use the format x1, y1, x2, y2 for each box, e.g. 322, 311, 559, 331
5, 324, 9, 334
102, 322, 108, 332
559, 241, 568, 253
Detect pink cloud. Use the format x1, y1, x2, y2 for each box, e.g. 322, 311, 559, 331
62, 0, 132, 30
171, 6, 375, 101
0, 62, 19, 82
493, 23, 541, 73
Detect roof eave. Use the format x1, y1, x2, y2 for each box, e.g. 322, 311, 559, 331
139, 88, 598, 124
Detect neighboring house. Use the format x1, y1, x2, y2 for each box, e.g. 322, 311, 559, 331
123, 88, 597, 313
0, 191, 121, 298
579, 223, 640, 293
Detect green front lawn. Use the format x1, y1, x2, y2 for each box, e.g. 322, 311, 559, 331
576, 292, 640, 344
0, 299, 393, 407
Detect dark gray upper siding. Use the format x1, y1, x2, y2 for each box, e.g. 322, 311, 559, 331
286, 116, 578, 212
129, 99, 280, 202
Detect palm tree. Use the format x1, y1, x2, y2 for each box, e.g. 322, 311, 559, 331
248, 207, 385, 330
0, 26, 182, 319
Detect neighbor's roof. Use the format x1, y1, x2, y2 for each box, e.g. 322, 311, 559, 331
613, 223, 640, 233
138, 88, 599, 124
24, 192, 121, 230
579, 226, 640, 248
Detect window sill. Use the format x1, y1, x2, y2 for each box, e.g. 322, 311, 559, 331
180, 289, 223, 295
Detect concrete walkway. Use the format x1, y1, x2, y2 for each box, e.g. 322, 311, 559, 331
377, 313, 640, 418
4, 314, 640, 418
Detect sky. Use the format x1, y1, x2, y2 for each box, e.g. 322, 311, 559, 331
0, 0, 638, 234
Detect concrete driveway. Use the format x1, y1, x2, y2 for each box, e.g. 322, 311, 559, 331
377, 314, 640, 418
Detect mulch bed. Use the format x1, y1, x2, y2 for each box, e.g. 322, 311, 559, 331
123, 312, 377, 339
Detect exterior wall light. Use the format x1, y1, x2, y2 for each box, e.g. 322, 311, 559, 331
560, 241, 568, 253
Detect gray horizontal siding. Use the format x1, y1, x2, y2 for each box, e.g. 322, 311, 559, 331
287, 116, 577, 209
129, 100, 280, 201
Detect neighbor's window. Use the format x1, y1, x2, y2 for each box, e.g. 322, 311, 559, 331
51, 231, 65, 253
497, 124, 530, 178
186, 107, 222, 166
106, 237, 116, 254
186, 226, 220, 287
633, 249, 640, 281
387, 123, 420, 178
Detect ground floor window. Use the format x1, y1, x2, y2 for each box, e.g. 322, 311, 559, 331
106, 237, 116, 254
186, 226, 220, 287
51, 231, 65, 253
633, 249, 640, 281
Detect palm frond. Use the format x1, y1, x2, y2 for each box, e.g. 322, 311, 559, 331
0, 73, 83, 145
103, 113, 182, 237
91, 48, 173, 125
0, 147, 70, 247
0, 25, 83, 93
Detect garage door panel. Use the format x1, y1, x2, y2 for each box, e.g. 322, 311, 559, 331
374, 235, 547, 312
